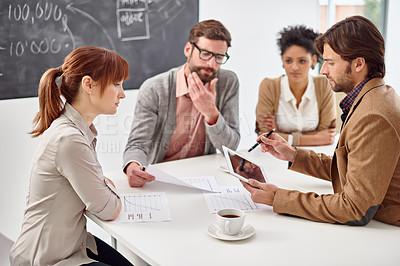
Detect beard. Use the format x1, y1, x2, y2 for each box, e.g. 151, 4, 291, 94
327, 64, 355, 93
190, 66, 217, 83
188, 58, 218, 84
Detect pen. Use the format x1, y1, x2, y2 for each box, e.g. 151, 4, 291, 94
248, 128, 275, 152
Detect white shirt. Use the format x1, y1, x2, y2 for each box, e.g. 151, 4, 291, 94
276, 75, 319, 133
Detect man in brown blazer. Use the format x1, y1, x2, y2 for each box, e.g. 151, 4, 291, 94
241, 16, 400, 226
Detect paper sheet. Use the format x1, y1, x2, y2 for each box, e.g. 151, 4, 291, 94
180, 176, 219, 192
203, 186, 271, 213
147, 165, 218, 192
112, 192, 171, 223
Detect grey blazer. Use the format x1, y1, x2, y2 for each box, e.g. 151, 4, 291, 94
123, 65, 240, 167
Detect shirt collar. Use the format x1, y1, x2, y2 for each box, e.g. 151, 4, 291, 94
176, 64, 189, 97
63, 102, 97, 144
281, 75, 315, 102
302, 76, 315, 100
339, 77, 371, 114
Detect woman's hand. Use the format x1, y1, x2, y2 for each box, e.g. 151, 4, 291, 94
314, 128, 337, 145
299, 128, 337, 146
259, 114, 277, 132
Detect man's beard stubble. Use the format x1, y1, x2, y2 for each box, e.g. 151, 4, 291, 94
327, 63, 355, 94
188, 62, 217, 84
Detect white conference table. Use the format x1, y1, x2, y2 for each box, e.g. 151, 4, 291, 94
88, 143, 400, 266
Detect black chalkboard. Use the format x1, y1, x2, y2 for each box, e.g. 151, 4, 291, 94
0, 0, 199, 100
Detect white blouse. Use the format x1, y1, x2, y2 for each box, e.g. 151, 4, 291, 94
275, 75, 319, 134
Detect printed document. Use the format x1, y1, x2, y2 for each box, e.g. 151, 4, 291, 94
147, 165, 218, 192
203, 186, 271, 213
113, 192, 171, 223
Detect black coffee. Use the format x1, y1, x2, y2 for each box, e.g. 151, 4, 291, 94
222, 214, 240, 218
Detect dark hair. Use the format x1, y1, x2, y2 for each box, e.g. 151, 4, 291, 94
277, 25, 321, 63
315, 15, 385, 79
189, 19, 232, 47
30, 46, 129, 137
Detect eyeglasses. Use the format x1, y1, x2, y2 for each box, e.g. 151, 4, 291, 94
190, 42, 230, 64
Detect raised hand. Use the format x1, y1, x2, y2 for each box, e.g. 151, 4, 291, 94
187, 72, 219, 125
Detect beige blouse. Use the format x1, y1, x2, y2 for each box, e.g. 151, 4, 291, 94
10, 103, 120, 266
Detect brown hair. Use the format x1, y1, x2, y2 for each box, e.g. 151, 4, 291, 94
30, 46, 129, 137
315, 15, 385, 79
189, 19, 231, 47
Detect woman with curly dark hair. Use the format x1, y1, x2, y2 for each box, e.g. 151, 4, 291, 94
256, 25, 336, 146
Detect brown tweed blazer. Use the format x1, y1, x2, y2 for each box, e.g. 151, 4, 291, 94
273, 78, 400, 226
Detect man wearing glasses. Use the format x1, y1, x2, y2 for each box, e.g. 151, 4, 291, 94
123, 19, 240, 187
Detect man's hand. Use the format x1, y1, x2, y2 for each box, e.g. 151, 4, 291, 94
235, 163, 265, 183
126, 162, 155, 187
258, 133, 296, 162
187, 72, 219, 125
241, 179, 278, 206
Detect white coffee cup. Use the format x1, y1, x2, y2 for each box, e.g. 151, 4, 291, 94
216, 208, 245, 236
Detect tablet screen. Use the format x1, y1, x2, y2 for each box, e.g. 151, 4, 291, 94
224, 148, 266, 183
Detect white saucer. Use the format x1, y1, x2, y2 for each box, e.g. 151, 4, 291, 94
207, 224, 255, 241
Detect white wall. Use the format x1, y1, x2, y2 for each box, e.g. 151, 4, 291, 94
199, 0, 321, 149
1, 0, 399, 242
385, 0, 400, 94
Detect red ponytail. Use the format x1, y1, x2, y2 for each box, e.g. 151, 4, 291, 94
29, 46, 129, 137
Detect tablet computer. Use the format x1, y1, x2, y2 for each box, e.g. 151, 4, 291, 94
222, 146, 267, 184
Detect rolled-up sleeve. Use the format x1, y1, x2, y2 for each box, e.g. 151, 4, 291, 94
55, 134, 120, 220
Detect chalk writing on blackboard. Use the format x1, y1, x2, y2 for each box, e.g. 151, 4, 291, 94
0, 0, 198, 100
117, 0, 150, 41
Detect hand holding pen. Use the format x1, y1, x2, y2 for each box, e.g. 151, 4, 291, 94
252, 129, 297, 162
248, 128, 275, 152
